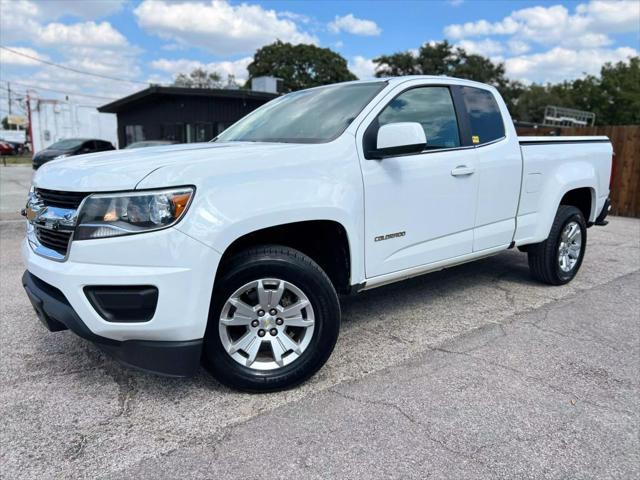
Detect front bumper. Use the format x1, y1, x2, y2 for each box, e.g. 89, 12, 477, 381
22, 225, 222, 376
23, 271, 202, 376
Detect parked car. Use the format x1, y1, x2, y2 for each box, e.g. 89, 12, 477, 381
0, 139, 26, 155
22, 77, 612, 392
32, 138, 115, 169
125, 140, 178, 149
0, 141, 13, 155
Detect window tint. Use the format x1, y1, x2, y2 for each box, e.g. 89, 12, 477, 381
377, 87, 460, 150
459, 87, 505, 145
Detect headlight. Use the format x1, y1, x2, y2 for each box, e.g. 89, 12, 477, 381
54, 154, 70, 159
75, 187, 194, 240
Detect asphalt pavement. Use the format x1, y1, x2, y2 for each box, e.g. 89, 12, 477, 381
1, 164, 639, 479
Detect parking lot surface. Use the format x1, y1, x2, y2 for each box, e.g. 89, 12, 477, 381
1, 165, 639, 478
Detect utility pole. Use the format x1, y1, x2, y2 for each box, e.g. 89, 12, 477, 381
26, 92, 34, 154
7, 81, 11, 115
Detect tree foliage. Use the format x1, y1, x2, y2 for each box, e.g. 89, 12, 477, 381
246, 41, 356, 93
375, 41, 508, 87
373, 41, 639, 126
173, 68, 223, 88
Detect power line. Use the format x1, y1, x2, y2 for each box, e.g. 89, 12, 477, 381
0, 46, 150, 85
0, 80, 120, 100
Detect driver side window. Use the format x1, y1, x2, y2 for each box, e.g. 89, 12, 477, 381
378, 87, 461, 150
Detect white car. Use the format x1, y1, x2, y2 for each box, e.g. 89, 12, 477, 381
22, 76, 612, 391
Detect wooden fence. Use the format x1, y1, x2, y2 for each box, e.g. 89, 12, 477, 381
516, 125, 640, 218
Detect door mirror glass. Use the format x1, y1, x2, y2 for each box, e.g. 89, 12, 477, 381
374, 122, 426, 158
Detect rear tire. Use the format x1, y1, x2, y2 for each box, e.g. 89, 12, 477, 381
203, 245, 340, 392
527, 205, 587, 285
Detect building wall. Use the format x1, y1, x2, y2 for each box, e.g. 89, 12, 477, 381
115, 94, 268, 147
29, 100, 118, 153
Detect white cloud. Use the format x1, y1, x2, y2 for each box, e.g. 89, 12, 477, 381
150, 57, 254, 83
35, 0, 126, 20
505, 46, 638, 83
575, 0, 640, 32
0, 1, 142, 102
328, 14, 381, 36
349, 56, 377, 79
0, 46, 49, 66
37, 21, 129, 47
507, 39, 531, 55
456, 39, 504, 56
134, 0, 318, 55
444, 1, 639, 49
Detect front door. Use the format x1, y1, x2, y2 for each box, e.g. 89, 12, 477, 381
357, 84, 479, 278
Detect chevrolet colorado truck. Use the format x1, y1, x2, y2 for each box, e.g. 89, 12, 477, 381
22, 77, 613, 391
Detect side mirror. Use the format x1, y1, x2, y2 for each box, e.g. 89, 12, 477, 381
372, 122, 426, 159
82, 148, 91, 153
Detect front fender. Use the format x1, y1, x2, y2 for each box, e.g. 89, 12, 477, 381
136, 137, 366, 285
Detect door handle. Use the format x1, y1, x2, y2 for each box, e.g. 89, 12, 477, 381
451, 165, 475, 176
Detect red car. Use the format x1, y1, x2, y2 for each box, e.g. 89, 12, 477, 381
0, 141, 14, 155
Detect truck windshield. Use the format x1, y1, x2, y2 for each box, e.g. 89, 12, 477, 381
216, 82, 386, 144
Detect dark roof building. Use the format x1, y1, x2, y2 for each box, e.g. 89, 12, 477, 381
98, 86, 277, 147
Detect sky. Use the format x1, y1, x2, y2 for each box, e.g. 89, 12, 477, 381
0, 0, 638, 112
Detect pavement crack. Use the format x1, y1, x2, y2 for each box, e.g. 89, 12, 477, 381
328, 387, 420, 426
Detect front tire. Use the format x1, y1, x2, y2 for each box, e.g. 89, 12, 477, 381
527, 205, 587, 285
203, 245, 340, 392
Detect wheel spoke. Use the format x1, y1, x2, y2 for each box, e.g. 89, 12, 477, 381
270, 337, 286, 367
228, 298, 256, 318
269, 281, 285, 308
278, 332, 302, 355
220, 313, 253, 326
256, 280, 270, 307
560, 255, 567, 271
280, 299, 309, 318
568, 244, 581, 258
284, 315, 314, 327
229, 331, 258, 355
568, 224, 580, 241
244, 335, 262, 367
270, 333, 301, 366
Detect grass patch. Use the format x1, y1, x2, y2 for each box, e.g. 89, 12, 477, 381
1, 155, 32, 165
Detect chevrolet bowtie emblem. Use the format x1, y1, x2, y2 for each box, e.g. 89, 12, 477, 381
24, 206, 38, 221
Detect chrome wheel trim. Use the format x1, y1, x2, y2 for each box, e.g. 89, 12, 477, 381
219, 278, 315, 371
558, 221, 582, 273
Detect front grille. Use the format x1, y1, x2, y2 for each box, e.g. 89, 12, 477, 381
35, 227, 73, 255
32, 188, 91, 257
36, 188, 90, 209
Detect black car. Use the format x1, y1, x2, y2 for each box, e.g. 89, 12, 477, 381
32, 138, 115, 169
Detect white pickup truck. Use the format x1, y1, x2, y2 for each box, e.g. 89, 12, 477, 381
22, 76, 613, 391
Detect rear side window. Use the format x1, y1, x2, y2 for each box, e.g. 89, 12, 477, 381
377, 86, 460, 150
459, 87, 505, 145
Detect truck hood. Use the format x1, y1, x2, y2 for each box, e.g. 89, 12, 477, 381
32, 142, 310, 192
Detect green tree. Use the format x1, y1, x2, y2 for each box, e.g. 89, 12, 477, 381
246, 41, 356, 92
373, 41, 519, 111
173, 68, 223, 88
594, 57, 640, 125
508, 58, 639, 125
374, 41, 507, 86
